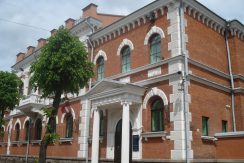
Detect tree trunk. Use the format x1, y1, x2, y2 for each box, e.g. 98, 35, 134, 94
38, 90, 62, 163
38, 137, 48, 163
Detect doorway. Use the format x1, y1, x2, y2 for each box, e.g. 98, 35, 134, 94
114, 119, 132, 163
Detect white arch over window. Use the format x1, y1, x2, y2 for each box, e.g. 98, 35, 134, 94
143, 87, 168, 109
93, 50, 107, 64
117, 38, 134, 56
7, 120, 13, 133
144, 26, 165, 45
13, 118, 21, 130
1, 125, 5, 132
46, 116, 59, 125
61, 107, 76, 123
23, 117, 30, 129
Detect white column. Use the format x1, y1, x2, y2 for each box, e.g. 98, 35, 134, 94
91, 108, 100, 163
121, 102, 130, 163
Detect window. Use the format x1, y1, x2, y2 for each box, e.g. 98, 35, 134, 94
65, 113, 73, 138
15, 123, 20, 141
222, 120, 227, 133
19, 81, 24, 96
99, 111, 104, 136
151, 99, 164, 132
25, 121, 30, 141
35, 119, 42, 140
97, 57, 104, 81
0, 127, 4, 142
48, 117, 56, 134
149, 34, 161, 64
121, 46, 131, 73
202, 116, 209, 136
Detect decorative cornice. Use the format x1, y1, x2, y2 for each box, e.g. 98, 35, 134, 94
90, 0, 171, 46
189, 74, 231, 93
188, 58, 230, 79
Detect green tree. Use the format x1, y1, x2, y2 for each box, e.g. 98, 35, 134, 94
0, 71, 21, 138
30, 26, 94, 163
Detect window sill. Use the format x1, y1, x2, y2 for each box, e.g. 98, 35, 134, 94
0, 142, 7, 147
201, 136, 217, 142
59, 137, 73, 144
141, 131, 168, 141
31, 140, 42, 145
88, 136, 104, 144
11, 141, 21, 146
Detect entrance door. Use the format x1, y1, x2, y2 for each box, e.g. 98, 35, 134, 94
114, 119, 132, 163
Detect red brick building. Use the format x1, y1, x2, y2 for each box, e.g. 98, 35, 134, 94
1, 0, 244, 163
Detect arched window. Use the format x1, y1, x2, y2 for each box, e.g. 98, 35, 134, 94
25, 121, 30, 141
151, 99, 164, 132
121, 46, 131, 73
65, 113, 73, 138
149, 34, 161, 64
35, 119, 42, 140
48, 117, 56, 134
97, 57, 104, 81
15, 123, 20, 141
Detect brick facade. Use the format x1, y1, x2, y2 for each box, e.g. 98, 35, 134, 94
1, 0, 244, 162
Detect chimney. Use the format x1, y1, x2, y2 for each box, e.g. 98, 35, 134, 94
82, 3, 98, 18
50, 29, 57, 36
65, 18, 75, 29
16, 52, 25, 63
37, 38, 46, 49
26, 46, 35, 56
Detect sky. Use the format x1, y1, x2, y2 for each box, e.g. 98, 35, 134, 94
0, 0, 243, 72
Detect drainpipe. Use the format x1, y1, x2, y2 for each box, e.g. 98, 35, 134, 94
225, 22, 236, 132
84, 19, 94, 163
179, 0, 190, 163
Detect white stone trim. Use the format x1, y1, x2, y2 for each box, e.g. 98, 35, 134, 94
117, 38, 134, 56
23, 117, 30, 129
60, 107, 76, 124
6, 120, 12, 133
142, 87, 168, 109
1, 125, 5, 132
13, 118, 21, 130
144, 26, 165, 45
93, 50, 107, 64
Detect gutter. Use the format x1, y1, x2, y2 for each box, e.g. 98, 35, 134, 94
225, 22, 237, 132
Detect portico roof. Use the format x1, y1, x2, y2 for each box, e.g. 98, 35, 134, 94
86, 79, 146, 109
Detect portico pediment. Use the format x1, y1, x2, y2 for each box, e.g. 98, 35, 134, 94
86, 79, 146, 108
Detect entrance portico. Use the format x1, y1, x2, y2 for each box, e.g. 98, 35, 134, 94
87, 80, 145, 163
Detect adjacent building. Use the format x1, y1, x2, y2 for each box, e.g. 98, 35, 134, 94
1, 0, 244, 163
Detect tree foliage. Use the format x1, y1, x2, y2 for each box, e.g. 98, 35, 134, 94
31, 27, 94, 100
0, 71, 21, 138
30, 26, 94, 163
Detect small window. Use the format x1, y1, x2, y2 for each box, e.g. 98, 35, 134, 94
25, 121, 30, 141
97, 57, 104, 81
149, 34, 161, 64
151, 99, 164, 132
202, 116, 209, 136
48, 117, 56, 134
15, 123, 20, 141
19, 81, 24, 96
222, 120, 227, 133
99, 111, 104, 136
0, 127, 4, 142
35, 119, 42, 140
132, 135, 139, 152
121, 46, 131, 73
66, 113, 73, 138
